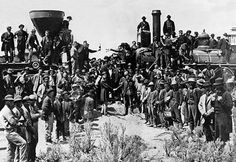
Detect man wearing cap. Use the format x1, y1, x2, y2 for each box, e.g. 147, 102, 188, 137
14, 24, 28, 62
137, 16, 150, 32
32, 68, 43, 95
186, 77, 199, 131
3, 68, 15, 95
202, 63, 215, 81
54, 91, 65, 141
37, 74, 50, 107
0, 95, 27, 162
163, 15, 175, 37
140, 79, 150, 121
28, 94, 41, 161
1, 26, 15, 62
147, 82, 158, 127
41, 88, 55, 143
12, 95, 29, 161
26, 29, 40, 62
213, 77, 233, 142
198, 81, 214, 141
62, 16, 72, 29
114, 71, 130, 115
168, 80, 182, 128
21, 96, 36, 161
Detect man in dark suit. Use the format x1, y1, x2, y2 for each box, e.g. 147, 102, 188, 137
209, 34, 218, 49
41, 88, 55, 143
218, 33, 231, 63
41, 30, 53, 65
81, 41, 99, 65
137, 16, 150, 32
213, 78, 233, 142
163, 15, 175, 37
1, 26, 15, 62
14, 24, 28, 62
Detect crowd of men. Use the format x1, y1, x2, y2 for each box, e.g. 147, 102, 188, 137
0, 15, 235, 162
137, 15, 232, 68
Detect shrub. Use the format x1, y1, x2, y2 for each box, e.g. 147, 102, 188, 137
160, 127, 234, 162
38, 121, 147, 162
94, 121, 147, 162
37, 143, 66, 162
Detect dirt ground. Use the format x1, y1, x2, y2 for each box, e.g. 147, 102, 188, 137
0, 102, 174, 161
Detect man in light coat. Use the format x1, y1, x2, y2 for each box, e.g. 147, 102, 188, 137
198, 81, 214, 141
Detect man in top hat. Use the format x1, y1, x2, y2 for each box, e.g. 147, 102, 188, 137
198, 81, 214, 141
163, 15, 175, 37
42, 88, 55, 143
1, 26, 15, 62
212, 77, 233, 142
14, 24, 28, 62
137, 16, 150, 32
26, 28, 40, 62
0, 95, 27, 161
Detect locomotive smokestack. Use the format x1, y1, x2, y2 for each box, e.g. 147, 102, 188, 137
152, 10, 161, 43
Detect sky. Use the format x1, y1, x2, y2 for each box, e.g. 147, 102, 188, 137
0, 0, 235, 58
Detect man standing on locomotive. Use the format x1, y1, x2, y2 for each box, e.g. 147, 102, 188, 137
218, 33, 232, 64
137, 16, 150, 32
1, 26, 15, 62
14, 24, 28, 62
163, 15, 175, 37
41, 30, 53, 65
26, 29, 40, 62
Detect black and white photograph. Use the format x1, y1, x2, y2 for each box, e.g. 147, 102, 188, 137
0, 0, 236, 161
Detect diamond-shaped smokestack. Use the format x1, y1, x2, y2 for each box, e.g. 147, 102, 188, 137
29, 10, 65, 37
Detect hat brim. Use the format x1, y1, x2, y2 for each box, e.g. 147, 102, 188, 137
203, 84, 211, 87
5, 99, 14, 101
14, 99, 22, 102
213, 83, 223, 86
